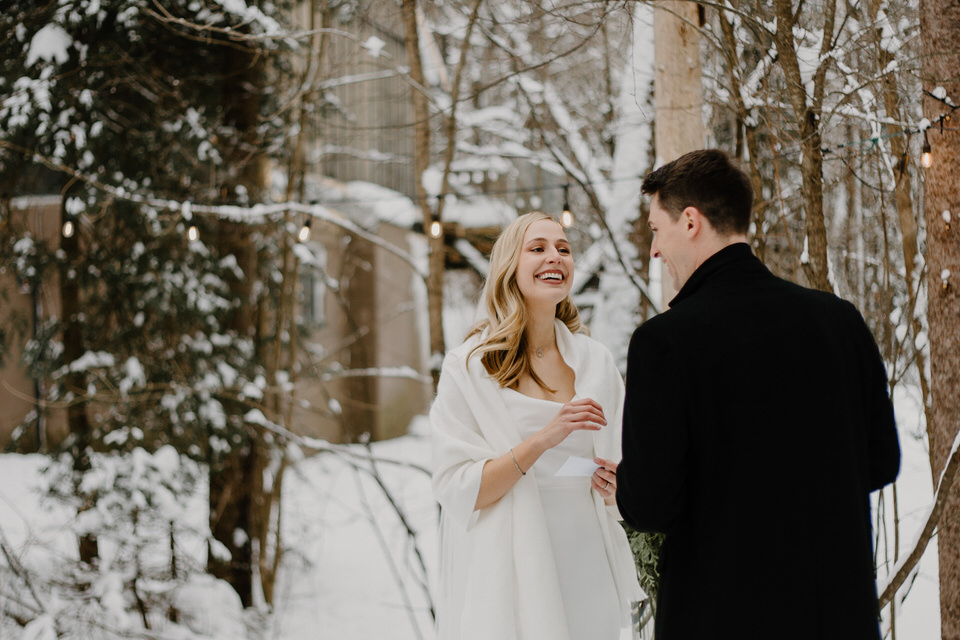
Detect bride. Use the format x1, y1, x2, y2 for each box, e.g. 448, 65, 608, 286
431, 211, 643, 640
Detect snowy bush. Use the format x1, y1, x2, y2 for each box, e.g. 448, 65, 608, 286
0, 446, 220, 638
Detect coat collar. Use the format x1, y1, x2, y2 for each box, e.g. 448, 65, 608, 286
553, 317, 581, 372
668, 242, 762, 307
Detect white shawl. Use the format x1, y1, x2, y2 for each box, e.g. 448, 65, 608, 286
431, 319, 644, 640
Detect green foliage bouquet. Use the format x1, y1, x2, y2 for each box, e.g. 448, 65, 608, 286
622, 523, 665, 603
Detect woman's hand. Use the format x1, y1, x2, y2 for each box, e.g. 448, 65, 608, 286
536, 397, 606, 451
475, 398, 606, 512
592, 457, 618, 501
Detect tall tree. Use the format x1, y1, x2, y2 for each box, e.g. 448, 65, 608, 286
920, 0, 960, 634
0, 0, 287, 607
205, 19, 270, 607
58, 179, 98, 565
771, 0, 834, 293
402, 0, 445, 388
654, 0, 704, 303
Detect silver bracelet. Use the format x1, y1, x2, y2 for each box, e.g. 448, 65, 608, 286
509, 448, 526, 476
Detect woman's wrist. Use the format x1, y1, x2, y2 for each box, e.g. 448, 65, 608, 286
512, 437, 544, 476
509, 448, 526, 476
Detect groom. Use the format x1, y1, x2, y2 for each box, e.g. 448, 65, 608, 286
616, 150, 901, 640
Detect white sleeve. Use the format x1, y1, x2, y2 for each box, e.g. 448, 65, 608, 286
430, 351, 495, 530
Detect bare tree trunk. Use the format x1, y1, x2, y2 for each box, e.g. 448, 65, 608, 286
208, 430, 258, 606
772, 0, 835, 293
434, 0, 482, 240
654, 0, 703, 304
342, 233, 377, 442
59, 187, 98, 566
865, 0, 934, 467
920, 0, 960, 634
252, 0, 332, 607
716, 8, 768, 264
207, 41, 266, 607
402, 0, 444, 388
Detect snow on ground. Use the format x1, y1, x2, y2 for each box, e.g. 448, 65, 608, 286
269, 417, 437, 640
0, 387, 943, 639
879, 384, 940, 639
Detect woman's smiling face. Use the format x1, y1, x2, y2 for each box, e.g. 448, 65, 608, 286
515, 218, 574, 309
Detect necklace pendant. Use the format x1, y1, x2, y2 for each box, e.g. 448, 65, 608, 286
536, 347, 544, 357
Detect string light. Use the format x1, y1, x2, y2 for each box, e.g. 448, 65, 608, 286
943, 210, 952, 231
298, 218, 312, 242
560, 184, 573, 227
62, 219, 75, 238
429, 215, 442, 239
187, 225, 199, 242
921, 130, 933, 168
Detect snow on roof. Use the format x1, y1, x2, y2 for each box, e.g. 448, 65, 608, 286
308, 177, 517, 232
342, 181, 421, 228
439, 193, 516, 229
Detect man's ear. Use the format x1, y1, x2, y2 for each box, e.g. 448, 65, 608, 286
681, 206, 704, 237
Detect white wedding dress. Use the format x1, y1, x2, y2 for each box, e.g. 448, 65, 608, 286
502, 388, 621, 640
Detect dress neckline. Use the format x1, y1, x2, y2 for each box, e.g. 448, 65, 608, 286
502, 386, 574, 404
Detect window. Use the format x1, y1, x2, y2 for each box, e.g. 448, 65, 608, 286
299, 244, 328, 329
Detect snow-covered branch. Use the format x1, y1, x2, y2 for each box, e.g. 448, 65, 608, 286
0, 138, 427, 280
320, 366, 434, 385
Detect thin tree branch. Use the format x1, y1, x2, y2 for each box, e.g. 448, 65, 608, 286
878, 428, 960, 608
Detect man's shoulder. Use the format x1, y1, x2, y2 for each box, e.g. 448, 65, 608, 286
643, 271, 859, 330
774, 276, 862, 316
628, 311, 683, 358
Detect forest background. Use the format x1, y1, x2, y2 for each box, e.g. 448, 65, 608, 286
0, 0, 958, 639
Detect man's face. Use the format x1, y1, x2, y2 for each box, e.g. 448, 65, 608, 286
648, 194, 693, 290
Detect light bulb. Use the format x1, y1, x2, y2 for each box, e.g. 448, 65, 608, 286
298, 221, 312, 242
430, 220, 442, 238
560, 184, 572, 228
62, 220, 75, 238
187, 225, 199, 242
921, 132, 933, 168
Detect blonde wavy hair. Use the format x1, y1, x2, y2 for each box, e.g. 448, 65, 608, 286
466, 211, 585, 391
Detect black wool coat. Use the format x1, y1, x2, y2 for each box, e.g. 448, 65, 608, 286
617, 243, 901, 640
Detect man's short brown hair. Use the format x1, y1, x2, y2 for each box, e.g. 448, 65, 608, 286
641, 149, 752, 236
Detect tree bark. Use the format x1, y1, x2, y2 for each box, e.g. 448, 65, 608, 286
716, 8, 769, 264
59, 189, 99, 566
772, 0, 835, 293
207, 38, 266, 607
866, 0, 933, 472
920, 0, 960, 635
402, 0, 444, 388
654, 0, 704, 304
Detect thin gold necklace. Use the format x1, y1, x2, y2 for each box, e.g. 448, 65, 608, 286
532, 343, 554, 358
